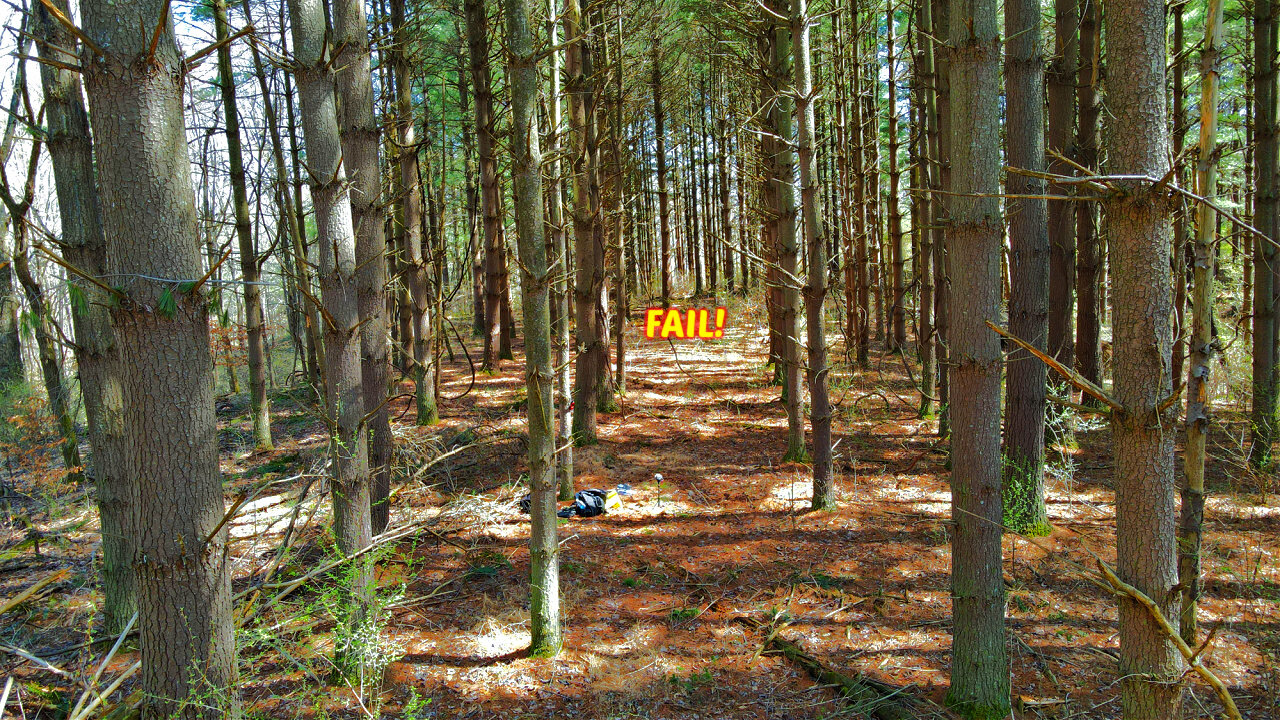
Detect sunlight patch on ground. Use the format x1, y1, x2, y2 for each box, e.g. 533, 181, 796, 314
760, 476, 813, 511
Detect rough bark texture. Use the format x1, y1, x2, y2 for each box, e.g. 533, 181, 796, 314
82, 2, 237, 715
548, 2, 574, 500
2, 151, 82, 481
34, 0, 133, 632
391, 0, 438, 438
1074, 0, 1102, 390
1104, 0, 1185, 715
214, 0, 272, 453
1046, 0, 1077, 368
652, 40, 672, 308
465, 0, 505, 372
289, 0, 374, 663
792, 0, 831, 508
334, 0, 393, 534
944, 0, 1008, 714
566, 0, 606, 444
0, 31, 26, 386
932, 0, 951, 438
1253, 0, 1279, 468
771, 7, 805, 464
504, 0, 562, 654
885, 7, 906, 352
1000, 0, 1050, 536
1180, 0, 1225, 648
915, 0, 937, 418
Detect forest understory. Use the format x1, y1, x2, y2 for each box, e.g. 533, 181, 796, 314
2, 299, 1276, 720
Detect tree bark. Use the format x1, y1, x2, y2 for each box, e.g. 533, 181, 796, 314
1074, 0, 1102, 390
505, 0, 562, 654
792, 0, 831, 507
886, 5, 906, 352
547, 0, 574, 500
1000, 0, 1050, 535
566, 0, 606, 444
1105, 0, 1185, 714
213, 0, 271, 453
391, 0, 439, 436
82, 2, 237, 714
465, 0, 505, 371
33, 0, 133, 633
289, 0, 373, 666
944, 0, 1008, 713
1046, 0, 1078, 368
1253, 0, 1279, 468
771, 3, 805, 464
1179, 0, 1225, 649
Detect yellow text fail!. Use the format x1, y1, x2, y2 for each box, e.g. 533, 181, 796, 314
643, 307, 728, 340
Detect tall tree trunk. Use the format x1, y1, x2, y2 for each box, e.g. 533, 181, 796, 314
465, 0, 505, 371
792, 0, 831, 507
566, 0, 606, 444
335, 0, 393, 534
289, 0, 373, 666
1171, 3, 1188, 385
916, 0, 937, 418
505, 0, 562, 654
1000, 0, 1050, 535
391, 0, 439, 435
1179, 0, 1225, 649
548, 1, 574, 500
1105, 0, 1185, 714
213, 0, 271, 453
944, 0, 1008, 713
931, 0, 951, 436
886, 4, 906, 352
653, 39, 672, 308
34, 0, 133, 632
772, 3, 805, 464
1046, 0, 1077, 369
1253, 0, 1279, 468
1074, 0, 1102, 390
82, 2, 236, 715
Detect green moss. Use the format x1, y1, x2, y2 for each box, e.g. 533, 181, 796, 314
944, 692, 1011, 720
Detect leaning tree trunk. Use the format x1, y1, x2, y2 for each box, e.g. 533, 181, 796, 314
34, 0, 132, 632
1000, 0, 1050, 536
1252, 0, 1279, 469
334, 0, 393, 534
1105, 0, 1185, 715
214, 0, 271, 453
289, 0, 373, 667
0, 25, 28, 385
0, 142, 82, 483
1179, 0, 1225, 649
504, 0, 562, 655
391, 0, 438, 434
82, 2, 236, 716
792, 0, 832, 508
944, 0, 1008, 714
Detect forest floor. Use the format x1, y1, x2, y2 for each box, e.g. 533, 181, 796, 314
1, 297, 1278, 719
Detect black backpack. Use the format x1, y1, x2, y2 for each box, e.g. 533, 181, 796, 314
522, 489, 610, 518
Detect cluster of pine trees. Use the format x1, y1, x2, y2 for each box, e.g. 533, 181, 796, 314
0, 0, 1269, 716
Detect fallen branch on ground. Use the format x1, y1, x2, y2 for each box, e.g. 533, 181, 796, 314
734, 616, 914, 720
